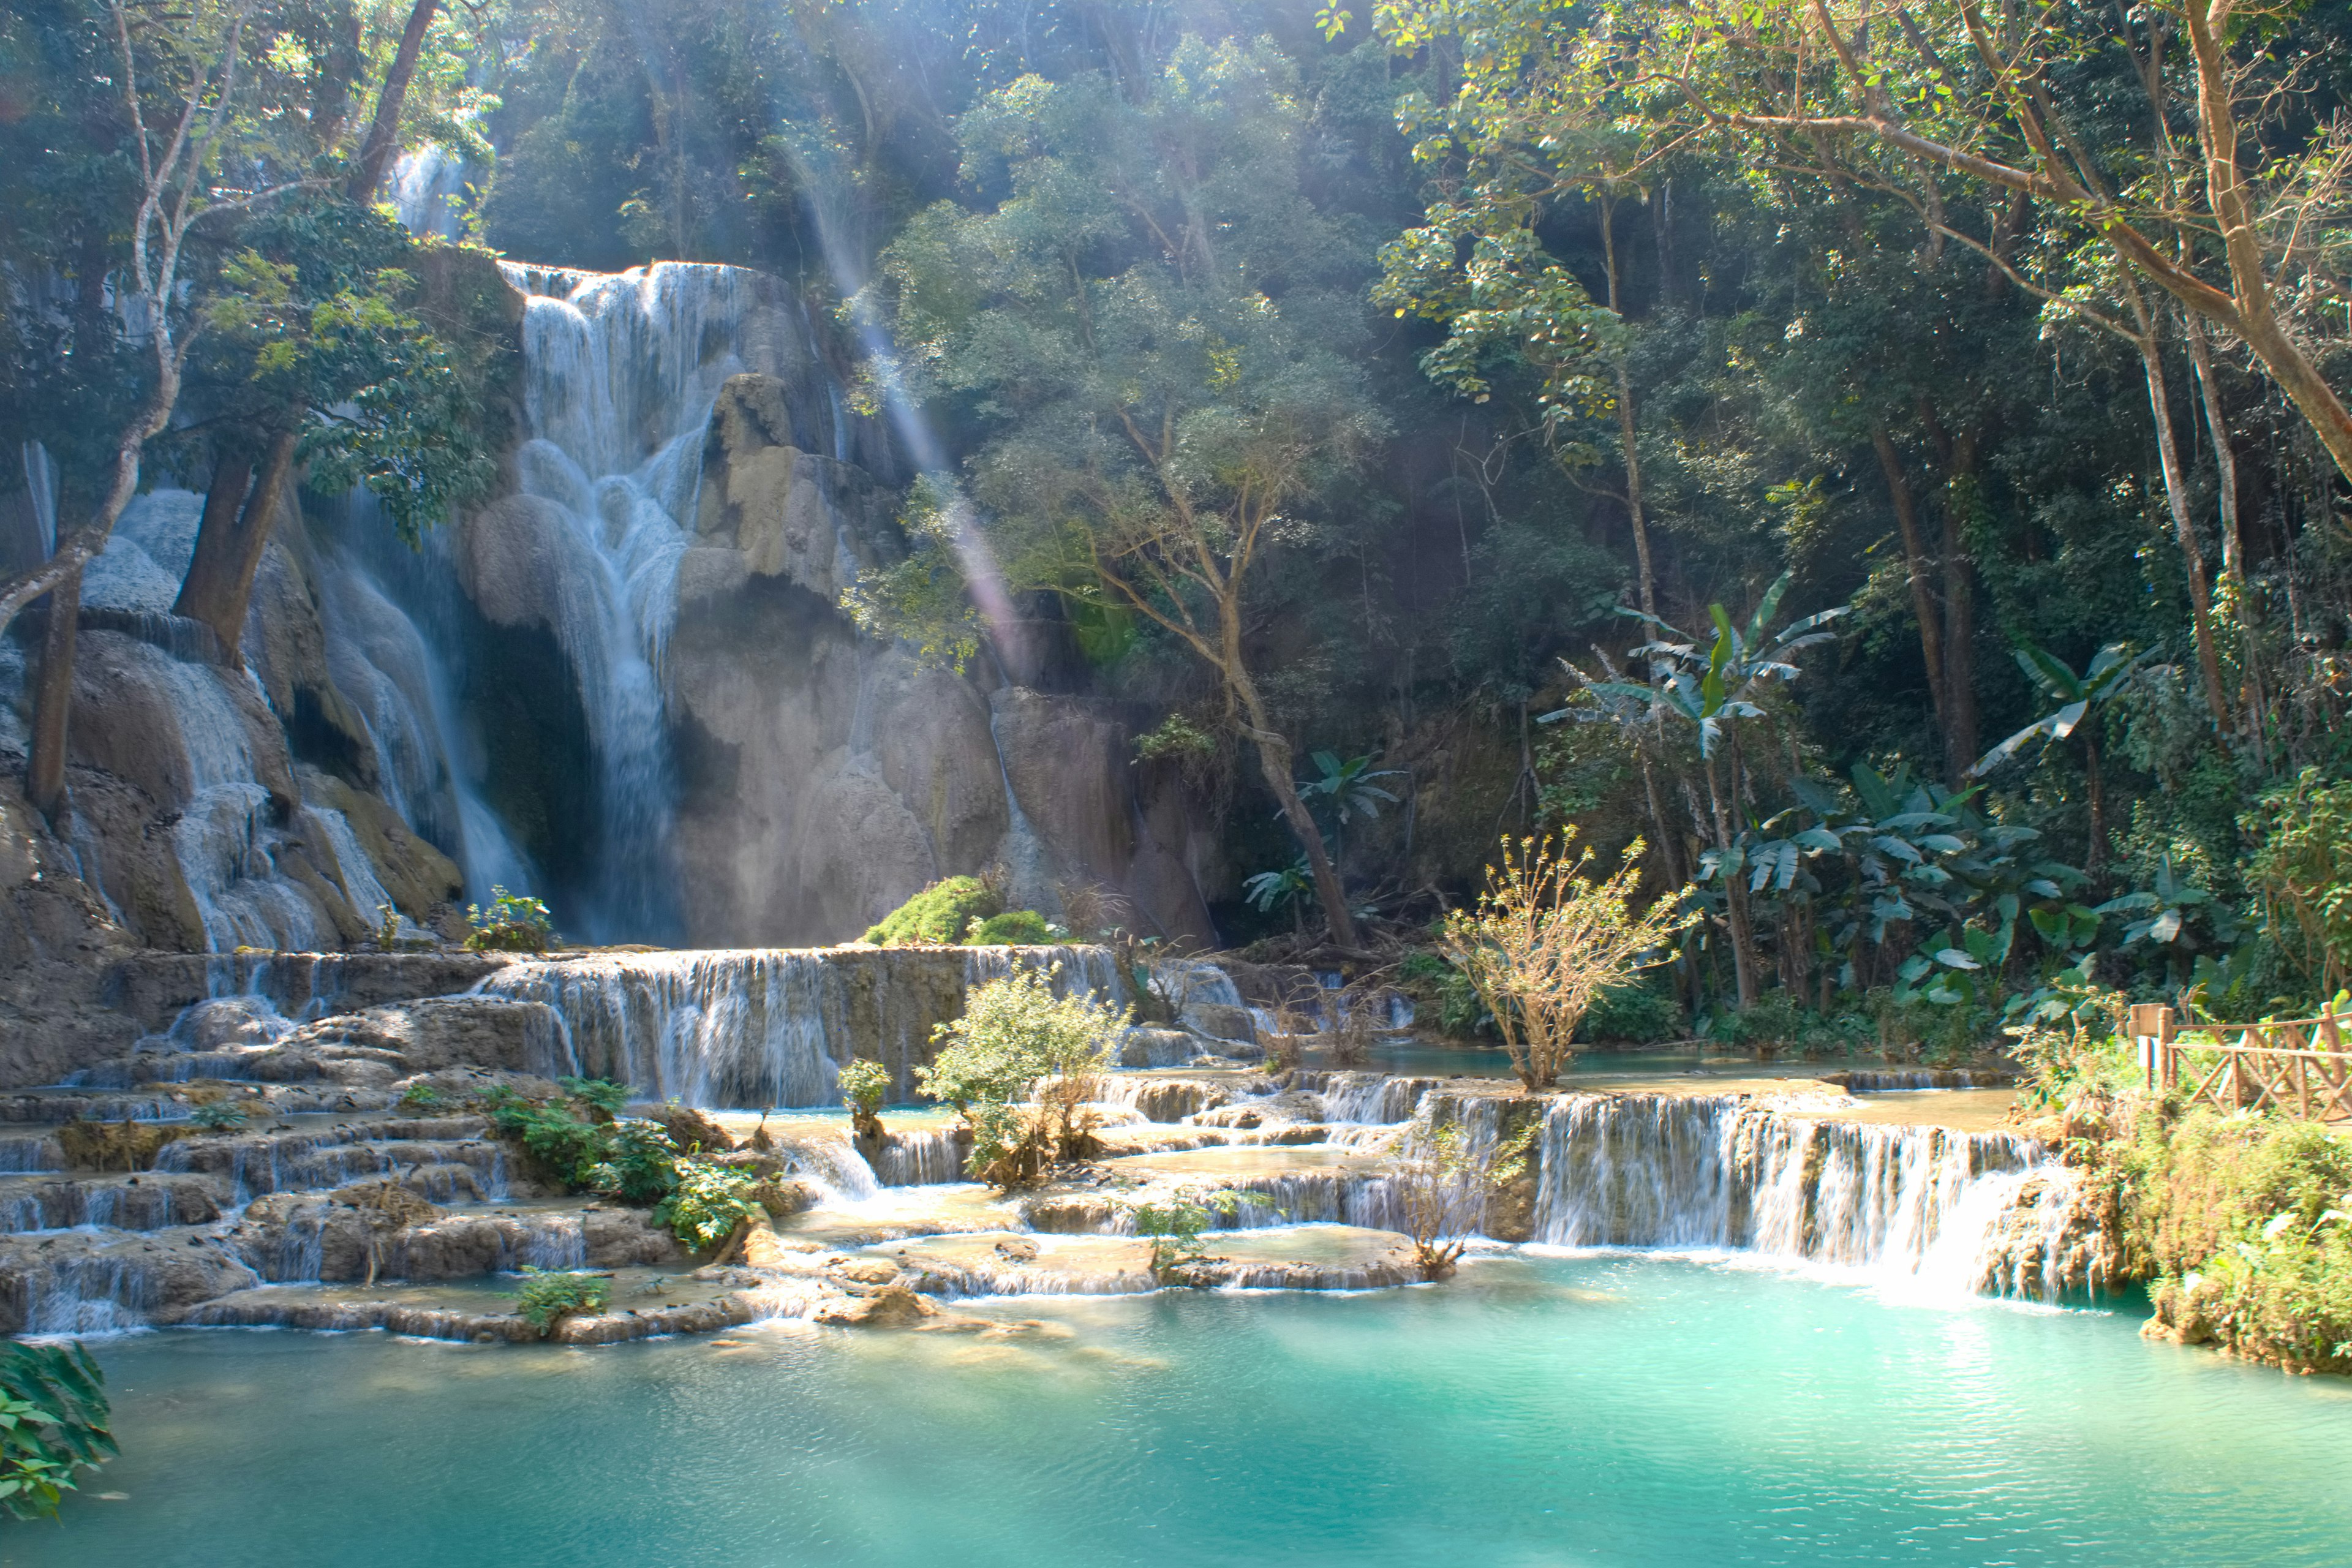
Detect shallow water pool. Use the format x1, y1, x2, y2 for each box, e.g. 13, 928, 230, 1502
18, 1254, 2351, 1567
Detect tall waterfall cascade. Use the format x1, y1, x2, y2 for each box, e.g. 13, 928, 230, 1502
496, 260, 867, 940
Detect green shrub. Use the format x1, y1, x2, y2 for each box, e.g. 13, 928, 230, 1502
0, 1341, 115, 1520
1123, 1186, 1243, 1281
967, 908, 1054, 944
1398, 948, 1487, 1037
1580, 977, 1683, 1043
512, 1269, 610, 1336
189, 1099, 249, 1133
397, 1082, 444, 1112
863, 875, 997, 946
838, 1058, 891, 1140
918, 967, 1129, 1188
1708, 992, 1874, 1058
464, 887, 556, 952
486, 1083, 677, 1203
654, 1156, 767, 1250
559, 1075, 632, 1120
2117, 1106, 2352, 1372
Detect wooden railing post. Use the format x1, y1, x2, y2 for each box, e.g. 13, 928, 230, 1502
2130, 1003, 2175, 1095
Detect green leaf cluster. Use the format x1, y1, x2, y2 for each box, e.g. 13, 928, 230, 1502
919, 967, 1130, 1187
465, 888, 557, 953
511, 1269, 610, 1336
653, 1158, 767, 1251
862, 876, 998, 946
0, 1341, 115, 1520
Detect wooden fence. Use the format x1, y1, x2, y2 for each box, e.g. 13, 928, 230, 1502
2131, 1003, 2352, 1122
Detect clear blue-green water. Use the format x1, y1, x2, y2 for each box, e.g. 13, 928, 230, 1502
17, 1254, 2352, 1567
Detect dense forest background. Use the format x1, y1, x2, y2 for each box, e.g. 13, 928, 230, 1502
9, 0, 2352, 1047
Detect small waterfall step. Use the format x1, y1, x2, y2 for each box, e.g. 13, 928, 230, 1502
0, 1174, 224, 1234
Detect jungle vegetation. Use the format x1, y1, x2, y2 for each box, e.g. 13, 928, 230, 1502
7, 0, 2352, 1047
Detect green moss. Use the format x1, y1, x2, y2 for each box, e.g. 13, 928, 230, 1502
862, 875, 998, 946
967, 909, 1052, 945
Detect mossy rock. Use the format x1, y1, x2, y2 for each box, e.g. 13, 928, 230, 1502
862, 876, 996, 946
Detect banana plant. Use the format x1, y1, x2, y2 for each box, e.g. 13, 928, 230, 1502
1757, 762, 2085, 993
1578, 571, 1846, 1006
1297, 751, 1402, 872
2095, 853, 2242, 987
1972, 640, 2163, 877
1243, 859, 1314, 933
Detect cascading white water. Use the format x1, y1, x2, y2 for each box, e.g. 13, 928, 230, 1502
1529, 1093, 2060, 1295
1311, 1072, 1439, 1125
311, 540, 534, 902
478, 944, 1131, 1107
499, 262, 780, 939
389, 145, 470, 239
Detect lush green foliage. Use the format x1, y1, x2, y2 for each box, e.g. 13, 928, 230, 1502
512, 1269, 611, 1336
863, 876, 996, 946
919, 968, 1129, 1187
1124, 1186, 1245, 1281
0, 1341, 115, 1520
967, 910, 1055, 946
486, 1083, 677, 1204
837, 1062, 889, 1133
2244, 771, 2352, 996
2119, 1108, 2352, 1374
653, 1157, 767, 1251
465, 889, 556, 953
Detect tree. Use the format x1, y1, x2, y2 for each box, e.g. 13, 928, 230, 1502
1575, 573, 1846, 1003
1384, 1112, 1538, 1280
916, 967, 1129, 1188
0, 0, 312, 634
1972, 641, 2162, 878
854, 37, 1389, 948
168, 208, 499, 654
1379, 0, 2352, 487
1439, 829, 1696, 1088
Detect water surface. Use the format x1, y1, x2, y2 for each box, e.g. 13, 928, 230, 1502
18, 1254, 2350, 1567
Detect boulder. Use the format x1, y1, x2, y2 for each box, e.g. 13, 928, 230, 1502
284, 996, 564, 1076
631, 1102, 735, 1153
813, 1283, 938, 1327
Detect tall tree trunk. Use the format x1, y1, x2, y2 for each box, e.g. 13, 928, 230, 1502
173, 431, 296, 657
2187, 316, 2266, 755
345, 0, 442, 202
26, 564, 81, 826
1915, 404, 1985, 782
1869, 426, 1948, 753
1230, 666, 1357, 950
2083, 728, 2109, 881
2138, 331, 2233, 730
1599, 191, 1656, 618
1703, 753, 1758, 1007
1938, 482, 1979, 784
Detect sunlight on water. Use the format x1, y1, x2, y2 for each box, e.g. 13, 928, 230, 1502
24, 1254, 2352, 1568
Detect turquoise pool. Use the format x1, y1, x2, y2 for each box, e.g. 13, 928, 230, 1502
17, 1254, 2350, 1567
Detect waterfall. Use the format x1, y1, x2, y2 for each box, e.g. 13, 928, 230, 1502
309, 531, 535, 903
1529, 1093, 2060, 1295
390, 145, 470, 238
499, 262, 778, 940
478, 944, 1129, 1107
1311, 1072, 1439, 1125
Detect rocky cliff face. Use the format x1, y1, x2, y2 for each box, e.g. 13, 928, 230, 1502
662, 372, 1215, 946
2, 255, 1212, 1033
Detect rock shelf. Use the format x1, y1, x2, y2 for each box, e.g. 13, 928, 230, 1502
0, 953, 2085, 1344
